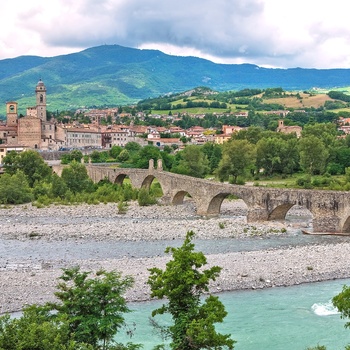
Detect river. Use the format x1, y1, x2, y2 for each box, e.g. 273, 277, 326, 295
119, 279, 350, 350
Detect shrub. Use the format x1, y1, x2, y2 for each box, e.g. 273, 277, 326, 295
137, 187, 156, 206
117, 200, 128, 214
296, 175, 312, 189
236, 176, 246, 185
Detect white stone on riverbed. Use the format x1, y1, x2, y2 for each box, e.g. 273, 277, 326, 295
0, 200, 345, 315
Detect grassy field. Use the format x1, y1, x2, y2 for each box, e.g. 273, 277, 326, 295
250, 173, 347, 191
262, 92, 333, 109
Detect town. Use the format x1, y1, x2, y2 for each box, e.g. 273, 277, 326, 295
0, 80, 307, 162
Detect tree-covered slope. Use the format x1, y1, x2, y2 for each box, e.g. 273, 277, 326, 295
1, 44, 350, 115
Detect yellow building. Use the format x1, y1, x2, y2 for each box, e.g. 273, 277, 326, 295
0, 145, 28, 164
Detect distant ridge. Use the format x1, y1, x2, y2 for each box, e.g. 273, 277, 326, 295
0, 44, 350, 114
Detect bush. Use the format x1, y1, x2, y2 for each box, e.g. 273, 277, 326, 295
0, 172, 33, 204
236, 176, 246, 185
117, 198, 128, 214
137, 187, 156, 206
296, 175, 312, 189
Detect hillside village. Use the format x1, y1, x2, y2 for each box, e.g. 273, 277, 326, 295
3, 80, 350, 165
0, 81, 225, 159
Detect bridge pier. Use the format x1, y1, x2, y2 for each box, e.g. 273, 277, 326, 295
313, 215, 342, 233
247, 207, 269, 223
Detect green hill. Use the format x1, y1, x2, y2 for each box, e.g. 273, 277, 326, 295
1, 44, 350, 116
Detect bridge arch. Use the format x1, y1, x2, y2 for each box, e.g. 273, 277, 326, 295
342, 219, 350, 233
207, 193, 229, 215
267, 203, 313, 232
172, 190, 195, 205
114, 173, 128, 186
268, 204, 295, 221
340, 214, 350, 233
207, 193, 249, 216
141, 174, 155, 188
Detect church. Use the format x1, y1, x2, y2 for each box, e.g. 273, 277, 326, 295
1, 79, 65, 151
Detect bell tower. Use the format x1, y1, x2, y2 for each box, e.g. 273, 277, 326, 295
35, 79, 47, 121
6, 101, 18, 126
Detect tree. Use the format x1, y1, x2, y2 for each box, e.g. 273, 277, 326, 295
301, 123, 338, 148
298, 135, 329, 175
125, 142, 142, 153
90, 150, 104, 163
202, 142, 223, 173
216, 139, 255, 182
231, 126, 264, 144
3, 150, 52, 187
171, 145, 210, 178
333, 285, 350, 329
61, 161, 94, 193
48, 267, 138, 350
0, 171, 33, 204
134, 145, 162, 169
118, 149, 130, 162
110, 145, 123, 159
51, 172, 68, 198
148, 231, 235, 350
0, 305, 90, 350
70, 150, 84, 162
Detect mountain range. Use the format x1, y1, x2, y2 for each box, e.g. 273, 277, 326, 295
1, 44, 350, 115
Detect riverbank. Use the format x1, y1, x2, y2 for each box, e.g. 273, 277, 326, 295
1, 201, 350, 314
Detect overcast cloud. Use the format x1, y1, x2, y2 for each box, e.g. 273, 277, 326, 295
1, 0, 350, 68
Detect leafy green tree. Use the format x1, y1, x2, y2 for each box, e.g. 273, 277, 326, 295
0, 305, 90, 350
1, 150, 18, 174
232, 126, 264, 144
301, 123, 338, 148
280, 138, 300, 175
298, 135, 329, 175
110, 145, 123, 159
216, 139, 255, 183
61, 161, 94, 194
90, 150, 103, 163
333, 284, 350, 329
202, 142, 223, 173
70, 149, 84, 162
171, 145, 210, 178
125, 142, 142, 153
327, 146, 350, 174
255, 136, 299, 176
0, 171, 33, 204
148, 231, 235, 350
118, 149, 130, 162
61, 150, 84, 165
134, 145, 162, 169
51, 172, 68, 198
48, 267, 137, 350
3, 150, 52, 187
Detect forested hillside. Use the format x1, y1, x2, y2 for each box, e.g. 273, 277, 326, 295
2, 44, 350, 115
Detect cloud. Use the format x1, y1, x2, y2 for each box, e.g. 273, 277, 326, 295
1, 0, 350, 68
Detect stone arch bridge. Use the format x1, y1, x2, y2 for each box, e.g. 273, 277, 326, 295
53, 161, 350, 233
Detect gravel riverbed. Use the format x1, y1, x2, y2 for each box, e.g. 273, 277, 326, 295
1, 200, 349, 314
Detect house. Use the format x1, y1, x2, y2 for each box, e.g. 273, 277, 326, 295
0, 145, 28, 164
276, 120, 302, 137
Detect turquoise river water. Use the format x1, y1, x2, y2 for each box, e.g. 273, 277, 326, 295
118, 278, 350, 350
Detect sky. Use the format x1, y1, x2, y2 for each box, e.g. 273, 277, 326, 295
1, 0, 350, 69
